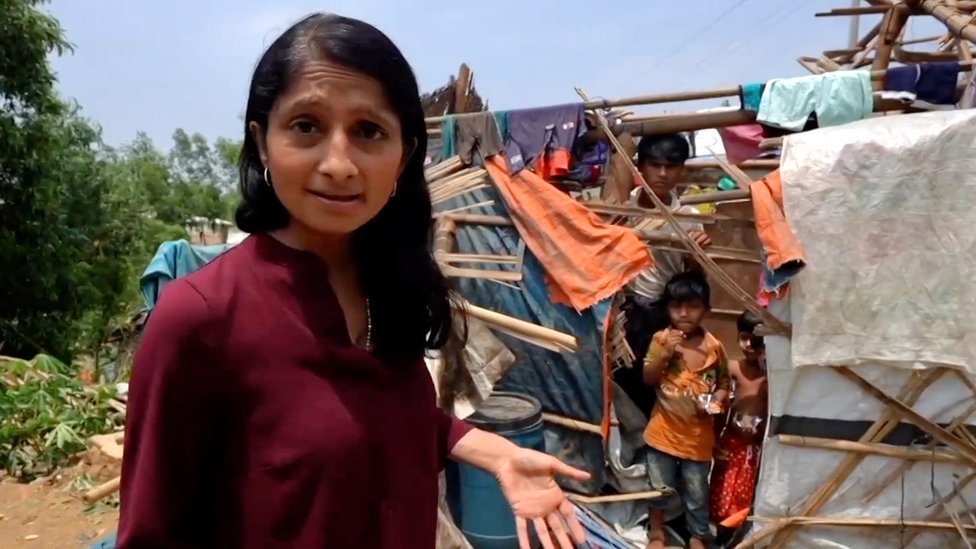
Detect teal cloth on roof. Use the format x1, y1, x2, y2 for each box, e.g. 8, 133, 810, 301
741, 83, 763, 112
139, 239, 231, 309
440, 116, 457, 159
494, 111, 509, 142
757, 71, 873, 131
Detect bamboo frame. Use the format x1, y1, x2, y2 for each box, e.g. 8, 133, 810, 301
542, 412, 603, 435
743, 366, 976, 549
457, 300, 579, 353
739, 369, 945, 548
576, 87, 791, 337
751, 515, 976, 532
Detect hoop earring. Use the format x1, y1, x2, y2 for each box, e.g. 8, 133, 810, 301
263, 167, 272, 187
390, 181, 397, 198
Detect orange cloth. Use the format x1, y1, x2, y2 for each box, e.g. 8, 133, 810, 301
750, 169, 805, 272
484, 156, 653, 312
643, 330, 730, 462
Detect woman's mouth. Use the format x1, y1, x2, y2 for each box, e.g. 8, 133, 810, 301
307, 189, 363, 205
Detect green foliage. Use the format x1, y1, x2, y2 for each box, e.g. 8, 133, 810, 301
0, 0, 245, 362
0, 354, 124, 480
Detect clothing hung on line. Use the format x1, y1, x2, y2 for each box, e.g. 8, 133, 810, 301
959, 70, 976, 109
483, 156, 652, 312
710, 428, 762, 527
740, 83, 764, 112
452, 112, 506, 164
885, 62, 962, 106
750, 169, 805, 299
505, 103, 584, 178
119, 234, 473, 549
757, 70, 873, 131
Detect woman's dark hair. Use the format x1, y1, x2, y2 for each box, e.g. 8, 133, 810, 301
662, 271, 711, 308
235, 13, 459, 359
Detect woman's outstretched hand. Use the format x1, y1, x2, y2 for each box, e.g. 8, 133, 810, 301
495, 448, 591, 549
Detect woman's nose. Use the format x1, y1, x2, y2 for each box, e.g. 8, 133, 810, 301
317, 132, 359, 181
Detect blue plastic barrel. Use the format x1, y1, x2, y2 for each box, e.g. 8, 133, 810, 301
458, 391, 545, 549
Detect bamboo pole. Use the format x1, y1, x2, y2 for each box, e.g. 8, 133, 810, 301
751, 515, 976, 532
921, 0, 976, 42
861, 397, 976, 505
816, 5, 892, 16
576, 87, 791, 337
542, 412, 603, 435
426, 87, 742, 124
739, 369, 944, 548
776, 434, 967, 464
904, 471, 976, 546
83, 476, 121, 503
835, 367, 976, 468
874, 2, 914, 71
686, 159, 780, 171
567, 490, 666, 504
457, 300, 578, 352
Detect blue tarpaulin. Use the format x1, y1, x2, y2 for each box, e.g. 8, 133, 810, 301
139, 239, 231, 309
442, 183, 611, 491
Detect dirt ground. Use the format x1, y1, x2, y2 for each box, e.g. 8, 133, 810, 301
0, 450, 120, 549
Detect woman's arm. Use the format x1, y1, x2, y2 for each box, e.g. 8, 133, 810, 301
117, 281, 221, 548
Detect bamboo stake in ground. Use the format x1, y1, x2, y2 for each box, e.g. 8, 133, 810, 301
575, 87, 790, 337
83, 476, 121, 504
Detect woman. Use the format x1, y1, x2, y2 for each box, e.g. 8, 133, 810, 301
118, 13, 588, 549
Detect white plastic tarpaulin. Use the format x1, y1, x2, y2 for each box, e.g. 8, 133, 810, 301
752, 111, 976, 548
781, 109, 976, 374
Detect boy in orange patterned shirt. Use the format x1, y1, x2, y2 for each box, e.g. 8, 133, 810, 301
642, 272, 730, 549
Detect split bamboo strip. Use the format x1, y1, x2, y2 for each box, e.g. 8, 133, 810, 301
457, 300, 578, 352
776, 434, 966, 464
425, 156, 463, 180
861, 397, 976, 505
739, 369, 944, 548
438, 213, 513, 227
437, 200, 495, 216
542, 413, 603, 435
567, 490, 666, 504
835, 367, 976, 468
440, 253, 520, 265
751, 515, 976, 532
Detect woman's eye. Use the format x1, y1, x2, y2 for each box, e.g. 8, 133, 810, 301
291, 120, 317, 134
356, 122, 387, 141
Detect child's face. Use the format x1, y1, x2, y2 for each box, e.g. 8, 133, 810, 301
738, 331, 765, 359
667, 299, 707, 333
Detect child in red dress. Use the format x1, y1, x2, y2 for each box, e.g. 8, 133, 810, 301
710, 311, 768, 543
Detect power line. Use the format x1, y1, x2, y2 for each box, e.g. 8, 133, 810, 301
637, 0, 753, 80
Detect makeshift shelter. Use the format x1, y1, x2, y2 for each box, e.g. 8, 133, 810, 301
425, 3, 976, 546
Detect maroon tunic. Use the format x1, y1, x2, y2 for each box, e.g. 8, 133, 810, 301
118, 234, 473, 548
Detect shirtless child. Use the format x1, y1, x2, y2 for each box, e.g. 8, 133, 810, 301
643, 272, 730, 549
710, 311, 768, 542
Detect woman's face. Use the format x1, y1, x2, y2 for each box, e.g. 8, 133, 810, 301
253, 59, 408, 236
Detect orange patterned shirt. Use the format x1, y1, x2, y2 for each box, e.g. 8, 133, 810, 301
643, 330, 730, 462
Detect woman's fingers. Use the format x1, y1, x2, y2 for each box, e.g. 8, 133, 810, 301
516, 517, 531, 549
551, 457, 591, 481
545, 513, 574, 549
534, 517, 556, 549
559, 499, 588, 544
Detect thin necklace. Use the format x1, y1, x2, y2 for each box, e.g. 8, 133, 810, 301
365, 297, 372, 350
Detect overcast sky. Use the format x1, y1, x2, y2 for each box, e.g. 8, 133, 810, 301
46, 0, 914, 147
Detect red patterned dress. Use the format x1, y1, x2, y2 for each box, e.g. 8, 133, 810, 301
709, 422, 762, 527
